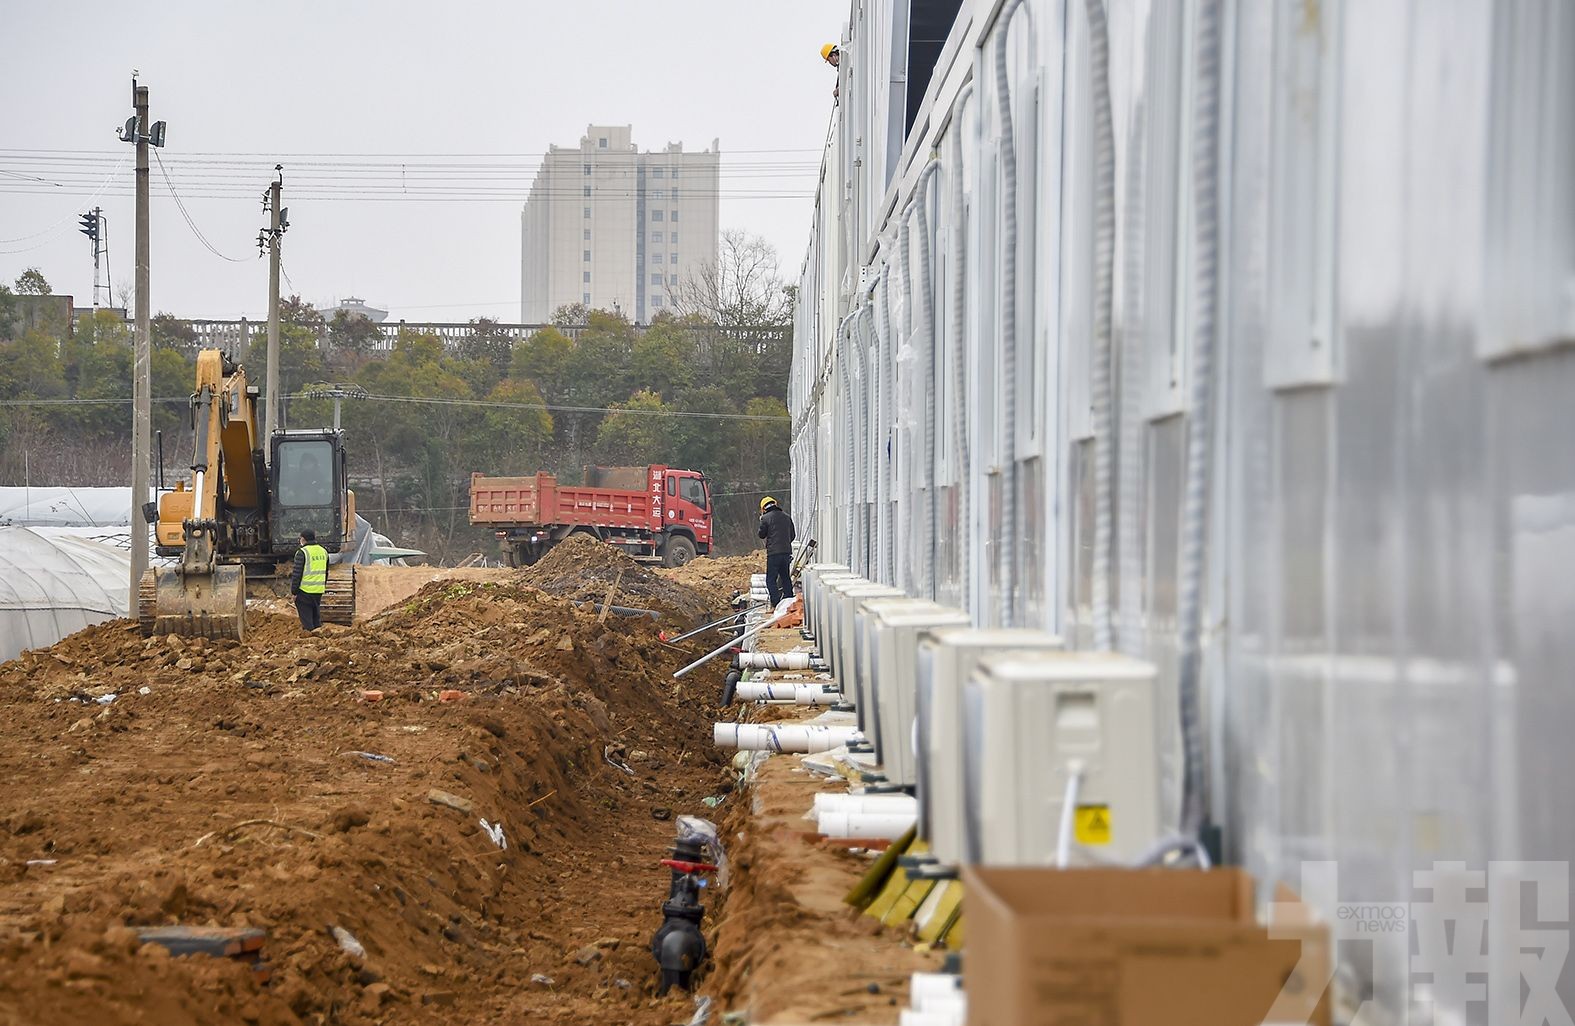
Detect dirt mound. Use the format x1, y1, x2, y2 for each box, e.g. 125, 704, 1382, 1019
522, 534, 722, 629
0, 564, 738, 1025
658, 553, 762, 610
352, 564, 516, 618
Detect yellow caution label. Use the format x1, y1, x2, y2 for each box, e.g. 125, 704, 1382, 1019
1075, 804, 1112, 845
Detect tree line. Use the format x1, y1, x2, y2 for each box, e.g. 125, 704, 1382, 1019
0, 247, 792, 561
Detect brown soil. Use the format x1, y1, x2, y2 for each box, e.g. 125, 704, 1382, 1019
704, 759, 941, 1023
522, 535, 725, 629
656, 554, 763, 612
351, 565, 516, 619
0, 569, 741, 1026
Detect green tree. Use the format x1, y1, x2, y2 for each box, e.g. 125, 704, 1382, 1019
471, 377, 553, 474
326, 309, 382, 356
0, 329, 68, 399
151, 313, 198, 353
550, 302, 587, 328
511, 326, 573, 404
630, 320, 697, 399
14, 268, 51, 296
594, 390, 680, 466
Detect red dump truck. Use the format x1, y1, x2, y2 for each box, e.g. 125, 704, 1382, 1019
469, 465, 713, 568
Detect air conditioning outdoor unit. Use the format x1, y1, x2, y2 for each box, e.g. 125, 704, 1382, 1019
963, 651, 1160, 866
853, 597, 939, 743
862, 603, 971, 789
914, 627, 1064, 866
829, 581, 904, 701
802, 566, 857, 645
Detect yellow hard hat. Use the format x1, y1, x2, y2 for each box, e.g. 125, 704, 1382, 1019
820, 43, 837, 62
760, 496, 777, 511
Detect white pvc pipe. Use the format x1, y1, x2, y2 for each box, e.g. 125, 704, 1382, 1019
817, 809, 916, 840
812, 793, 916, 816
901, 1011, 964, 1026
909, 973, 963, 1008
675, 601, 796, 678
734, 682, 843, 705
1056, 762, 1084, 869
737, 652, 819, 670
712, 723, 860, 753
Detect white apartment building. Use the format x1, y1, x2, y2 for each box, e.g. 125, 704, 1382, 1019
520, 125, 720, 324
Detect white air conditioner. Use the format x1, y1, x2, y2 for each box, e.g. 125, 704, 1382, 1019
963, 651, 1160, 866
803, 566, 858, 645
914, 627, 1064, 865
853, 597, 936, 740
800, 564, 848, 634
863, 604, 972, 789
831, 582, 903, 700
813, 575, 868, 677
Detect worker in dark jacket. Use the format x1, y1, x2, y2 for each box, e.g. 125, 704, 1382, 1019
290, 528, 329, 631
757, 497, 796, 607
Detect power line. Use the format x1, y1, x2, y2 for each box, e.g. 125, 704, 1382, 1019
0, 153, 128, 249
151, 151, 251, 263
0, 392, 791, 422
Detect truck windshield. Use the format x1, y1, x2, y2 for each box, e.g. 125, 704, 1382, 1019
679, 476, 707, 510
277, 440, 334, 507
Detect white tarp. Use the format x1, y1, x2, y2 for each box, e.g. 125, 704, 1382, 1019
0, 487, 141, 528
0, 526, 131, 663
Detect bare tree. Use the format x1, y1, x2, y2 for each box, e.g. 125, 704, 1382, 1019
115, 278, 134, 311
670, 230, 792, 327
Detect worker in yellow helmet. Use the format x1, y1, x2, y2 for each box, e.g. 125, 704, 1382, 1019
820, 43, 841, 102
758, 497, 797, 607
291, 528, 329, 631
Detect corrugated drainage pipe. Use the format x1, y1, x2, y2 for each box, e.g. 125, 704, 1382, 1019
907, 157, 944, 600
1084, 0, 1118, 650
992, 0, 1029, 627
948, 85, 974, 603
1175, 0, 1224, 839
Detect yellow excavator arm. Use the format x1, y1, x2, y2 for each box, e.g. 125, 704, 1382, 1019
145, 350, 262, 639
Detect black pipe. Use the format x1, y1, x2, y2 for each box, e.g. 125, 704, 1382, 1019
569, 600, 660, 620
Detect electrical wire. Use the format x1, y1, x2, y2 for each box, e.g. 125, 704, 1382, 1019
151, 150, 250, 263
0, 392, 790, 422
0, 153, 128, 250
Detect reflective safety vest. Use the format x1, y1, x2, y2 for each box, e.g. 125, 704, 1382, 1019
300, 544, 328, 595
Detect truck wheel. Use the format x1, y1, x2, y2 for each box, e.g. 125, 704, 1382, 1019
662, 536, 697, 568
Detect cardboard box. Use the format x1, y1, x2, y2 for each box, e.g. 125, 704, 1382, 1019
962, 867, 1330, 1026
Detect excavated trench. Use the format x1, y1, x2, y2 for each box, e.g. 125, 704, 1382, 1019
0, 549, 753, 1026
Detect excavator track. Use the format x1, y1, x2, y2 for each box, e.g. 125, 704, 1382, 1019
319, 567, 356, 627
137, 570, 157, 635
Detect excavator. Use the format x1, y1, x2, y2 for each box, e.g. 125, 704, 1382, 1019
140, 348, 356, 640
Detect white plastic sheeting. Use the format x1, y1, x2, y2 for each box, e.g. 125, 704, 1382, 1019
0, 527, 131, 662
0, 487, 140, 528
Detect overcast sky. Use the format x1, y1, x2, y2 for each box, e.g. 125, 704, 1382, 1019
0, 0, 845, 321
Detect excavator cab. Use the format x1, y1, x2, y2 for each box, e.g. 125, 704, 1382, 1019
269, 432, 349, 555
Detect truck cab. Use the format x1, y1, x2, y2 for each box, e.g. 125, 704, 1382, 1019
654, 467, 712, 566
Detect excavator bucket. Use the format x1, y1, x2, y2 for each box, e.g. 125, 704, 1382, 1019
140, 565, 247, 641
138, 523, 247, 641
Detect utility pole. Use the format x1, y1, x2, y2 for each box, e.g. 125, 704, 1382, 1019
129, 80, 152, 605
259, 167, 287, 442
77, 207, 104, 314
120, 75, 166, 607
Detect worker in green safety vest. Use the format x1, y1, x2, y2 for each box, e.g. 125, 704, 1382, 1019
291, 528, 329, 631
